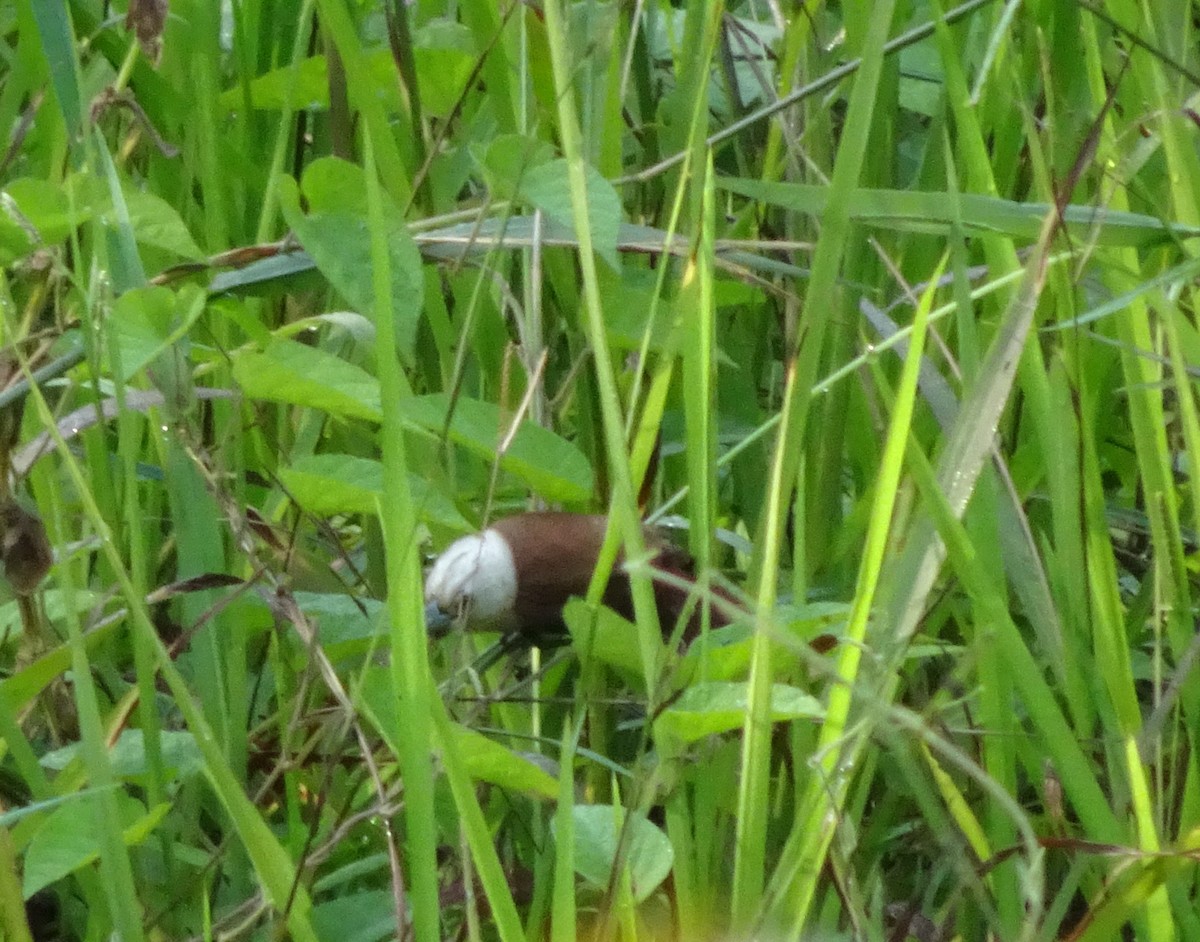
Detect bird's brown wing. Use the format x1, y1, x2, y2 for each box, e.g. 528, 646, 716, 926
493, 513, 609, 640
492, 512, 733, 646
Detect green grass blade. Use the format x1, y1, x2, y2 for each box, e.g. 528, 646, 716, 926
735, 0, 901, 929
363, 136, 440, 942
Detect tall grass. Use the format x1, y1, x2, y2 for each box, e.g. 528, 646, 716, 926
0, 1, 1198, 939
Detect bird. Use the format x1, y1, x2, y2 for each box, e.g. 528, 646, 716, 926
423, 512, 731, 648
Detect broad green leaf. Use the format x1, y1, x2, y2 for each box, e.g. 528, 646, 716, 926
280, 455, 385, 513
450, 726, 558, 801
356, 665, 556, 799
23, 795, 170, 897
4, 177, 86, 246
110, 284, 206, 390
291, 591, 384, 652
313, 853, 390, 894
231, 338, 382, 421
277, 158, 424, 361
402, 394, 593, 503
898, 40, 943, 116
412, 46, 476, 118
562, 598, 645, 680
521, 158, 622, 268
125, 186, 205, 259
281, 311, 377, 343
557, 805, 674, 903
312, 891, 398, 942
280, 454, 469, 530
676, 601, 849, 682
226, 49, 464, 115
601, 272, 679, 351
411, 20, 477, 116
41, 730, 203, 779
2, 173, 203, 265
235, 353, 592, 502
654, 682, 822, 743
110, 286, 178, 380
476, 133, 555, 200
228, 55, 345, 111
0, 208, 35, 264
65, 172, 206, 260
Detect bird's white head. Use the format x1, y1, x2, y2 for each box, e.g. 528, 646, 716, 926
424, 528, 518, 634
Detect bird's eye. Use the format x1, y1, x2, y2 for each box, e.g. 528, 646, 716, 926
424, 598, 457, 636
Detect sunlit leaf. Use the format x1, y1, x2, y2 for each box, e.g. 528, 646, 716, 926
232, 338, 382, 421
280, 453, 469, 529
450, 726, 558, 801
402, 394, 594, 504
654, 682, 822, 743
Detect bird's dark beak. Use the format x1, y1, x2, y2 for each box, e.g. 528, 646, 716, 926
424, 599, 454, 637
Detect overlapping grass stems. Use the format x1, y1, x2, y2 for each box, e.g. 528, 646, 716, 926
3, 1, 1200, 939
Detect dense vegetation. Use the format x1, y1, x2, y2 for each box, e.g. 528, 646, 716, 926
1, 1, 1199, 939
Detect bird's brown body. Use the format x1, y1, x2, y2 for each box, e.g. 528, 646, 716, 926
424, 512, 730, 646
